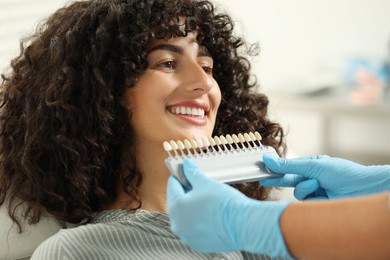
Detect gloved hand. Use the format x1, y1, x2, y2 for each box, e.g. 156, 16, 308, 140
261, 154, 390, 200
167, 158, 294, 259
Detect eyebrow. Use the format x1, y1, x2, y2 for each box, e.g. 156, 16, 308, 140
147, 43, 211, 57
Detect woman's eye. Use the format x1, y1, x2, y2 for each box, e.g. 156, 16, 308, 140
202, 65, 213, 74
157, 61, 176, 70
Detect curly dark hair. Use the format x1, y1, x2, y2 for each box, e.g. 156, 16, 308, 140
0, 0, 285, 232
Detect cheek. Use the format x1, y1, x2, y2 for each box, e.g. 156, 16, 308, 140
127, 86, 166, 128
125, 89, 149, 128
213, 85, 222, 109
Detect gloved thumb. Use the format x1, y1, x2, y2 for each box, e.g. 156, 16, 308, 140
182, 158, 207, 188
167, 175, 186, 203
263, 154, 322, 179
294, 179, 320, 200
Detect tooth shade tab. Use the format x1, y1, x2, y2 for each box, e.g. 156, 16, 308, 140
225, 134, 234, 150
219, 136, 226, 150
232, 134, 239, 143
254, 131, 263, 147
163, 131, 267, 157
238, 133, 245, 143
189, 139, 202, 155
202, 138, 210, 147
163, 142, 172, 156
226, 135, 233, 144
207, 137, 217, 152
169, 140, 178, 150
196, 139, 204, 148
208, 137, 216, 146
184, 139, 192, 149
254, 131, 262, 141
214, 136, 222, 146
190, 139, 198, 149
169, 140, 180, 156
231, 134, 242, 149
163, 141, 172, 152
176, 140, 185, 155
219, 136, 227, 145
177, 140, 185, 150
249, 132, 257, 147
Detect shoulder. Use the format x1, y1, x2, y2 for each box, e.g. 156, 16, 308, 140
30, 229, 68, 260
30, 224, 107, 260
30, 220, 149, 260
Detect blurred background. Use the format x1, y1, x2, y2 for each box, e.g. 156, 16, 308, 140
1, 0, 390, 165
1, 1, 389, 257
216, 0, 390, 165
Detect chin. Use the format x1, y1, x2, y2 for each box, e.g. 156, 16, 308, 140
168, 129, 212, 142
186, 129, 213, 141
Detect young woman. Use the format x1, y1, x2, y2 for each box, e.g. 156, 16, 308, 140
0, 0, 285, 259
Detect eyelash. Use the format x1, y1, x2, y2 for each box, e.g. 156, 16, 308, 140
202, 65, 213, 74
156, 60, 213, 74
158, 60, 176, 70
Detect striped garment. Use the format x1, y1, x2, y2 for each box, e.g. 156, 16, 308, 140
31, 209, 286, 260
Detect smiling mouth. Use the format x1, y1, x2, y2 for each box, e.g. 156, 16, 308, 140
169, 106, 206, 117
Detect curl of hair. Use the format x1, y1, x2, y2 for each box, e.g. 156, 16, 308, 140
0, 0, 285, 232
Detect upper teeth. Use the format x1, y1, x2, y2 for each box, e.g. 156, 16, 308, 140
170, 106, 205, 117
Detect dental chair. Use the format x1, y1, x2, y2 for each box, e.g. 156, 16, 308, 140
0, 204, 60, 260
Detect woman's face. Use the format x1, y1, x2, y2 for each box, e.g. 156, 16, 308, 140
126, 32, 221, 146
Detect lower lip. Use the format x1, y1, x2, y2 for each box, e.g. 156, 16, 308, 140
170, 113, 207, 126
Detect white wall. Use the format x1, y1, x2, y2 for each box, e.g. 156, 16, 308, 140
215, 0, 390, 164
3, 0, 390, 88
0, 0, 70, 71
214, 0, 390, 92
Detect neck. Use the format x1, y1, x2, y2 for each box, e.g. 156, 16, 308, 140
137, 140, 170, 212
107, 139, 170, 213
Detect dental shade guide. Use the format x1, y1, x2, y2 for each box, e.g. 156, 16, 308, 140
163, 131, 279, 189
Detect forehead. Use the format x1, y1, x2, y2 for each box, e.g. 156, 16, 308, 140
147, 32, 210, 56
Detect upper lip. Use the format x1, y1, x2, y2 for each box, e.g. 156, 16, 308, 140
167, 100, 209, 113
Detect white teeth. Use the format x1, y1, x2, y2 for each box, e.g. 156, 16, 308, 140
170, 106, 206, 117
198, 109, 205, 117
191, 107, 197, 115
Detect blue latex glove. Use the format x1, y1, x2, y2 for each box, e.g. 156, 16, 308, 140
261, 154, 390, 200
167, 158, 294, 259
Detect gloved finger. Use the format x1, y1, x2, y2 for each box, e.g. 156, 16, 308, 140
167, 175, 186, 204
293, 179, 320, 200
260, 174, 307, 187
263, 154, 328, 178
263, 154, 330, 163
182, 158, 214, 187
309, 188, 329, 200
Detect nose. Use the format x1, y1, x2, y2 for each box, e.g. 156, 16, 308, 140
181, 60, 214, 94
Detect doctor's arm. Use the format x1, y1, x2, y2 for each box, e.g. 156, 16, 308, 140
280, 192, 390, 260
